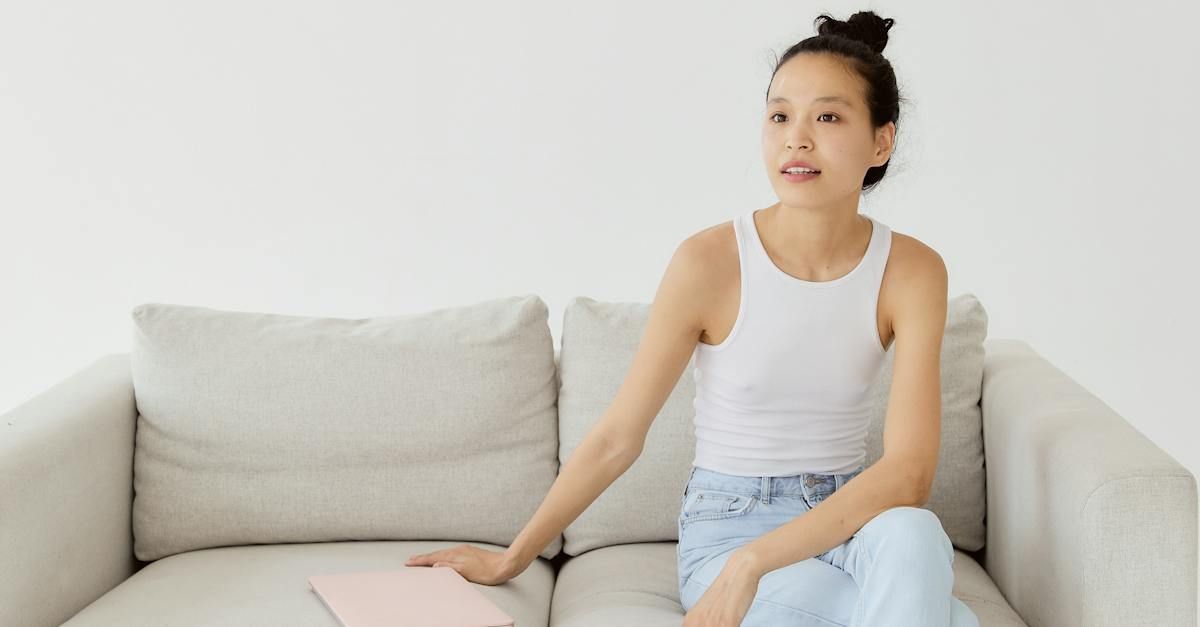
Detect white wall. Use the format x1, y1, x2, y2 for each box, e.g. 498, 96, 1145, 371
3, 0, 1197, 609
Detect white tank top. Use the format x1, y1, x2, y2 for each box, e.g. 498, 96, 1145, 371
691, 208, 892, 476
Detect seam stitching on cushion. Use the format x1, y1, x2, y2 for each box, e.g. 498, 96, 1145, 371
1080, 472, 1194, 510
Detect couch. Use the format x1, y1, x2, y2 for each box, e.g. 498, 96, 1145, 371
1, 293, 1195, 626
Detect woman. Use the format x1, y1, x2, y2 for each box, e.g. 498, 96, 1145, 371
408, 10, 980, 627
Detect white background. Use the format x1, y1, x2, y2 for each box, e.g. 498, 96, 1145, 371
2, 0, 1197, 611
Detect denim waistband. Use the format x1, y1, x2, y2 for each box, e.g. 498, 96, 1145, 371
685, 464, 866, 504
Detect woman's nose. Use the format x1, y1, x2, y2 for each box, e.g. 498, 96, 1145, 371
786, 126, 812, 150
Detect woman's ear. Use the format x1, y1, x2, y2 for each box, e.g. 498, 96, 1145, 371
873, 121, 896, 166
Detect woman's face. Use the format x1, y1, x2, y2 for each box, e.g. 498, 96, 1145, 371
761, 53, 894, 208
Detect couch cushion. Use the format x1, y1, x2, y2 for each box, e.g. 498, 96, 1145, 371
60, 540, 555, 626
556, 293, 988, 555
550, 543, 692, 626
548, 543, 1025, 626
129, 294, 562, 562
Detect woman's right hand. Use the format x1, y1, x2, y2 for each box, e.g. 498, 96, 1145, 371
404, 544, 521, 586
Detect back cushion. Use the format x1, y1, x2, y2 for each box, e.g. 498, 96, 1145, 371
557, 293, 988, 555
129, 294, 561, 562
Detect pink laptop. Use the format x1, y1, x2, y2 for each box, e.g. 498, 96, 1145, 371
308, 566, 516, 627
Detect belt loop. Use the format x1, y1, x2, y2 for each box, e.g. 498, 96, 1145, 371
760, 475, 770, 504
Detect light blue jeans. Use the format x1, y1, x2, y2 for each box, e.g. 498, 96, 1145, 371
677, 465, 980, 627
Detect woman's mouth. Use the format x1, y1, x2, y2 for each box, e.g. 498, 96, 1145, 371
781, 170, 820, 182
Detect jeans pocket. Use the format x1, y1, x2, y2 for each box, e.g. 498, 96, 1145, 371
679, 488, 757, 527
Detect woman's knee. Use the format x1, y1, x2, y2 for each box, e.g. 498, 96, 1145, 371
862, 506, 953, 560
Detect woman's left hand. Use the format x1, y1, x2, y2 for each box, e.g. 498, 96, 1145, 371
682, 553, 762, 627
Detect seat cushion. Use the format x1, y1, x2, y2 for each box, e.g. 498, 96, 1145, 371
555, 293, 989, 556
548, 543, 1026, 626
129, 294, 562, 562
550, 543, 690, 627
60, 541, 555, 627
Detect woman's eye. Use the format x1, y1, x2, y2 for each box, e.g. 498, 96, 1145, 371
770, 112, 839, 123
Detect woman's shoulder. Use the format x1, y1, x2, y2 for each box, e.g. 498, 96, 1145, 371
877, 227, 947, 332
884, 227, 945, 281
680, 216, 740, 282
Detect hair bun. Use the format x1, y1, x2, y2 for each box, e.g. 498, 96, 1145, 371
814, 11, 894, 55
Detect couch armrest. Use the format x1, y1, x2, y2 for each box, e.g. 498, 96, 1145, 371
0, 354, 142, 627
979, 339, 1197, 627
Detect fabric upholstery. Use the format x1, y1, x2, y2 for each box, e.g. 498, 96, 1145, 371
59, 540, 556, 627
978, 338, 1198, 627
128, 295, 563, 562
0, 355, 141, 627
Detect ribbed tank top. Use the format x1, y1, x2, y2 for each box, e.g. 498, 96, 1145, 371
691, 208, 893, 476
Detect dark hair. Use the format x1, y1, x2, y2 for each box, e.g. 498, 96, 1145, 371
767, 11, 904, 191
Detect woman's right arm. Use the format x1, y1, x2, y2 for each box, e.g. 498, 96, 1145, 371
499, 424, 638, 577
502, 235, 713, 577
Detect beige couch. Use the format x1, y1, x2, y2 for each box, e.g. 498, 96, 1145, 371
2, 294, 1195, 626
